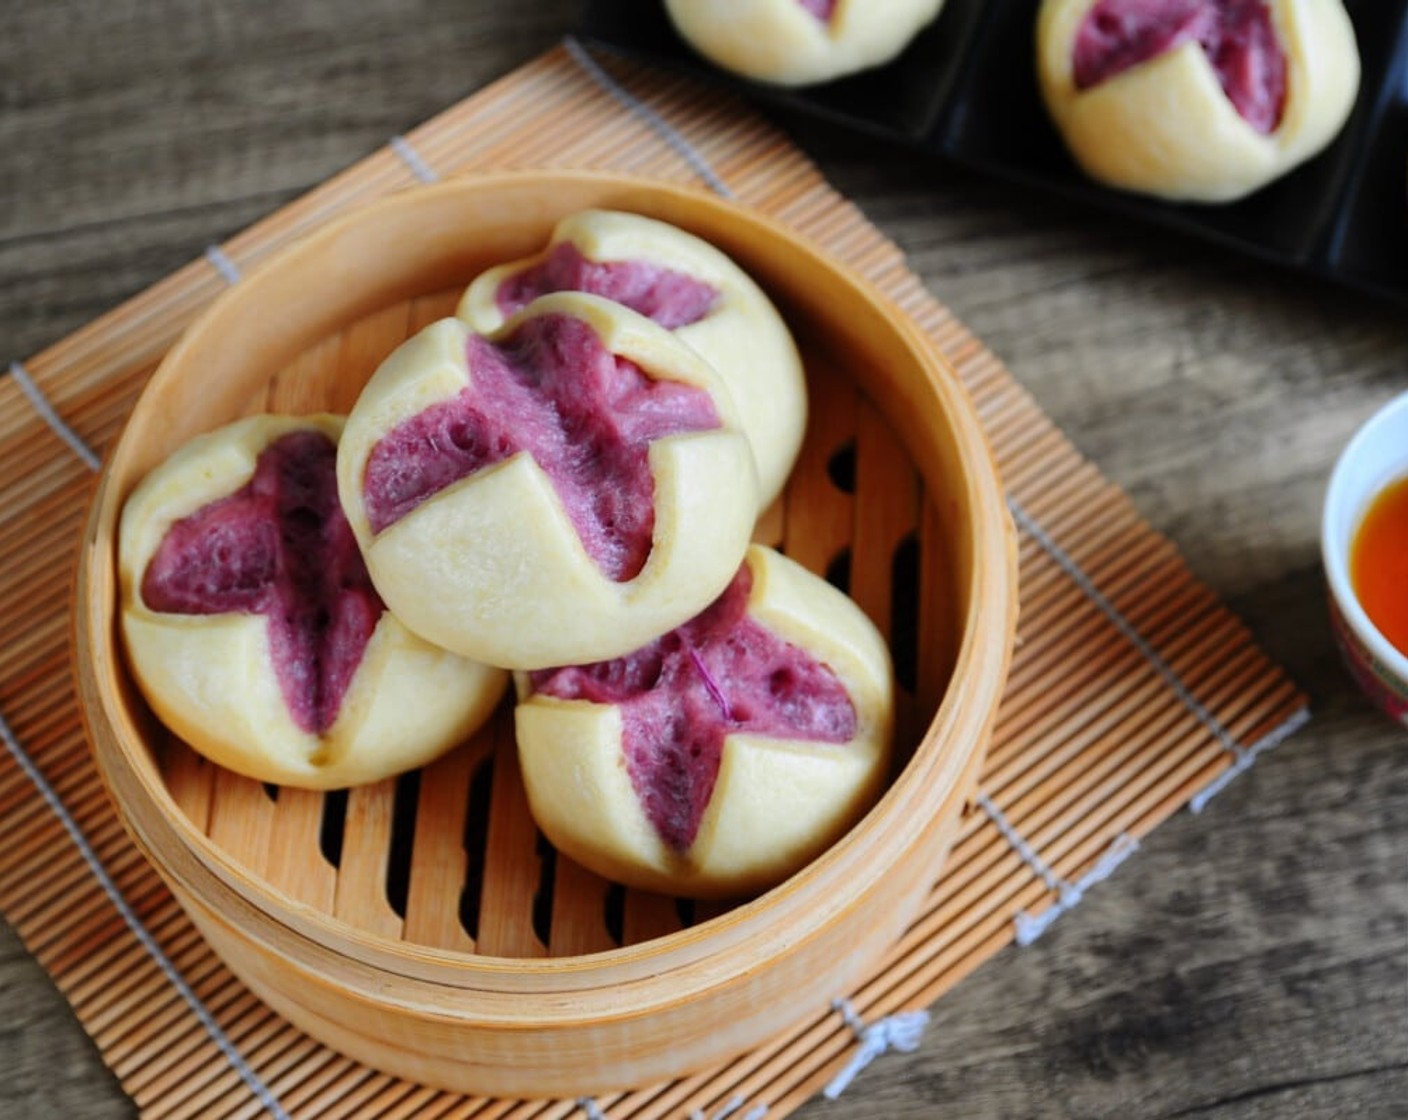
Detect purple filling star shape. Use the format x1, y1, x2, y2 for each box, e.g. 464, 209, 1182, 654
141, 430, 383, 736
361, 312, 721, 582
530, 565, 858, 851
1073, 0, 1287, 133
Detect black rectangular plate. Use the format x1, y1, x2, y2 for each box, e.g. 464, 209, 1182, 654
578, 0, 992, 141
579, 0, 1408, 306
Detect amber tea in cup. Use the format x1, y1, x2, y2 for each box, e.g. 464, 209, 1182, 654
1323, 391, 1408, 727
1349, 475, 1408, 660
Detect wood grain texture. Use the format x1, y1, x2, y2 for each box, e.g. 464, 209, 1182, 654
1, 2, 1405, 1119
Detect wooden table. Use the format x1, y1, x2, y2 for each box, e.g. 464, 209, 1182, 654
3, 3, 1404, 1116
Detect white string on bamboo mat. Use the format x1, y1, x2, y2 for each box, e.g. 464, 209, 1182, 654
389, 134, 439, 184
1013, 834, 1140, 945
7, 360, 102, 471
824, 997, 930, 1099
0, 709, 291, 1120
1007, 497, 1308, 808
690, 1093, 769, 1120
563, 36, 735, 199
975, 791, 1140, 946
204, 243, 243, 286
1189, 707, 1311, 813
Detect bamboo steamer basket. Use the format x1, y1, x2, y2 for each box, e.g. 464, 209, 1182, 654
74, 171, 1018, 1098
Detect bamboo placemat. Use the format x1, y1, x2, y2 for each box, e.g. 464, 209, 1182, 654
0, 41, 1309, 1120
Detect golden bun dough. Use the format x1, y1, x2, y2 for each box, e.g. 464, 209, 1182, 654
665, 0, 946, 87
515, 545, 894, 899
119, 414, 506, 790
1037, 0, 1360, 202
460, 209, 807, 509
337, 293, 760, 670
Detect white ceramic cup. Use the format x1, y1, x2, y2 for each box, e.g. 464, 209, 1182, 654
1322, 390, 1408, 727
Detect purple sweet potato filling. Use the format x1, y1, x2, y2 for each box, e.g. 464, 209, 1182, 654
530, 565, 858, 852
1073, 0, 1287, 134
797, 0, 838, 21
142, 430, 383, 737
496, 242, 720, 330
361, 313, 720, 582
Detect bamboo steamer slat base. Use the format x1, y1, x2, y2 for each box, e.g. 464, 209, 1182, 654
74, 173, 1017, 1097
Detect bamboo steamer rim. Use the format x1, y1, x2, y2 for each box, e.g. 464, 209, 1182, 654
75, 172, 1016, 1005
